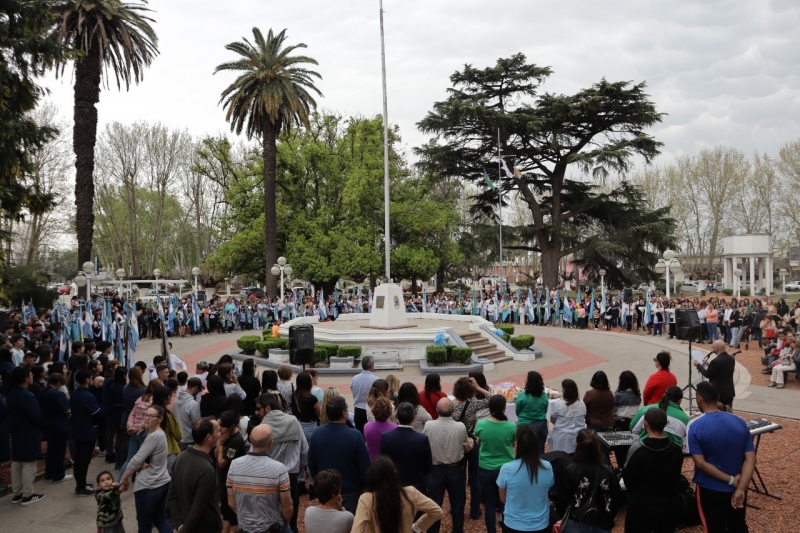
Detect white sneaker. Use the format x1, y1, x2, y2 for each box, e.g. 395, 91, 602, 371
53, 475, 74, 484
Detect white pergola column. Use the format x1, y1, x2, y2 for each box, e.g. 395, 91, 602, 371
723, 257, 730, 289
759, 257, 766, 294
750, 257, 757, 295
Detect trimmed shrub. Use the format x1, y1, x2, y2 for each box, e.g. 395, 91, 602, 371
451, 347, 473, 363
497, 324, 515, 335
314, 344, 338, 363
722, 288, 734, 296
337, 346, 362, 359
237, 335, 261, 353
503, 333, 511, 343
445, 345, 454, 360
262, 328, 278, 340
426, 346, 448, 366
740, 289, 751, 297
510, 335, 535, 351
256, 338, 288, 354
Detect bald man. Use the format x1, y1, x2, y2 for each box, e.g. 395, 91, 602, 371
227, 424, 294, 533
694, 340, 736, 408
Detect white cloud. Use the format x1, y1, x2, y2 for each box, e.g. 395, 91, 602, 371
40, 0, 800, 166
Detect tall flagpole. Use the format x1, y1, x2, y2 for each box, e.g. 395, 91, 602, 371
497, 128, 503, 293
379, 0, 391, 281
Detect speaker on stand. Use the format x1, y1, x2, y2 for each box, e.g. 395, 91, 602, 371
289, 324, 315, 368
675, 308, 702, 414
623, 288, 634, 304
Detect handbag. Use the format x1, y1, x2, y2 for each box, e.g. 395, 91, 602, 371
559, 467, 604, 531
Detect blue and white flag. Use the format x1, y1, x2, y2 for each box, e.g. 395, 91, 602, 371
527, 289, 535, 323
156, 295, 171, 368
644, 291, 652, 324
589, 291, 595, 321
563, 293, 573, 324
192, 294, 202, 332
543, 287, 550, 321
319, 289, 327, 321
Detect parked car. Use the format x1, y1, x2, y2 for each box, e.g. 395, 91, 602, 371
636, 283, 650, 291
680, 282, 699, 293
784, 282, 800, 292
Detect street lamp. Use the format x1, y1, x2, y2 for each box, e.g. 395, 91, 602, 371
192, 267, 201, 298
82, 261, 95, 300
224, 277, 230, 297
599, 269, 606, 298
663, 249, 675, 300
734, 268, 742, 299
780, 268, 787, 298
271, 257, 293, 300
116, 268, 126, 297
153, 268, 161, 293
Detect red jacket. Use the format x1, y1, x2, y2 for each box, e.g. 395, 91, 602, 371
419, 389, 447, 420
642, 370, 677, 406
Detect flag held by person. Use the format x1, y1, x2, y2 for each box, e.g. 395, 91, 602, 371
483, 169, 497, 191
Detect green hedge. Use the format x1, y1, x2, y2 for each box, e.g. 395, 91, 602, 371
262, 329, 275, 340
503, 333, 511, 343
426, 346, 448, 366
256, 338, 288, 354
237, 335, 261, 353
722, 288, 734, 296
509, 335, 535, 351
497, 324, 515, 335
314, 344, 338, 363
451, 347, 473, 363
337, 346, 362, 359
740, 289, 751, 296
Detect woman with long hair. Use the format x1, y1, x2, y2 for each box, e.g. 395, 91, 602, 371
119, 405, 173, 533
562, 429, 621, 533
238, 358, 261, 416
497, 425, 555, 533
293, 371, 321, 442
351, 455, 442, 533
385, 374, 400, 404
365, 379, 392, 423
584, 371, 614, 432
396, 382, 431, 432
218, 363, 246, 400
151, 385, 182, 474
469, 371, 493, 420
277, 364, 294, 415
419, 373, 446, 419
475, 395, 517, 533
612, 371, 641, 431
200, 375, 228, 419
319, 387, 341, 425
515, 370, 550, 452
548, 379, 586, 454
260, 369, 286, 412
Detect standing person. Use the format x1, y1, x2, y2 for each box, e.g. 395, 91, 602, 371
7, 366, 45, 505
365, 396, 398, 461
200, 375, 229, 418
95, 470, 125, 533
118, 367, 146, 473
104, 366, 127, 466
642, 351, 678, 406
227, 424, 294, 533
291, 371, 320, 453
396, 382, 432, 432
40, 373, 72, 484
475, 395, 517, 533
308, 395, 370, 514
167, 416, 223, 533
216, 411, 248, 533
238, 358, 261, 416
689, 382, 755, 533
423, 397, 472, 533
622, 408, 684, 533
612, 371, 641, 430
350, 455, 443, 533
548, 379, 587, 454
562, 430, 621, 533
219, 363, 246, 399
258, 393, 308, 533
695, 340, 736, 407
174, 377, 203, 451
304, 469, 355, 533
277, 364, 295, 415
419, 373, 447, 420
350, 356, 379, 433
70, 368, 102, 495
515, 371, 550, 453
119, 405, 173, 533
497, 425, 555, 533
379, 401, 432, 494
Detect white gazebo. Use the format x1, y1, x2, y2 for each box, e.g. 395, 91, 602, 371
721, 235, 773, 295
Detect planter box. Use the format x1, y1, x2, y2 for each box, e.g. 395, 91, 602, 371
330, 357, 354, 370
514, 348, 543, 362
268, 349, 290, 363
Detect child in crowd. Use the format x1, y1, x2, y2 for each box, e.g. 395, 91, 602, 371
95, 470, 125, 533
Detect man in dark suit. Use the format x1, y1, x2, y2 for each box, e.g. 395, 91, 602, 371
380, 401, 432, 494
695, 340, 736, 408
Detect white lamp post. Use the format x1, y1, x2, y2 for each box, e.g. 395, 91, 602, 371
74, 272, 87, 301
82, 260, 95, 300
192, 267, 201, 298
599, 268, 606, 299
780, 268, 787, 298
734, 268, 742, 299
663, 249, 675, 300
224, 277, 230, 297
270, 257, 292, 301
116, 268, 126, 297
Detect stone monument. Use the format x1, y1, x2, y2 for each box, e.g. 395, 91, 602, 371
367, 283, 411, 329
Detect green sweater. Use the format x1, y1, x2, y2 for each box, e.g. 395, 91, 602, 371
629, 401, 690, 448
515, 391, 550, 425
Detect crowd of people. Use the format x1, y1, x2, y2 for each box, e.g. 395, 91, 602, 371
0, 336, 756, 533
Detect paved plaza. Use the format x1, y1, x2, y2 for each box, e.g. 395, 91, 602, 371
3, 324, 798, 531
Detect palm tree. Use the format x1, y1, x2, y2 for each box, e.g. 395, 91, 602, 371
215, 27, 321, 297
52, 1, 158, 268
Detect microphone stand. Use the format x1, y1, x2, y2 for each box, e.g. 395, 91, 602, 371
682, 337, 699, 415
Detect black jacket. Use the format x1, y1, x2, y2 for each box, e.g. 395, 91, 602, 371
380, 426, 432, 494
167, 447, 222, 533
622, 437, 683, 506
697, 352, 735, 402
563, 461, 621, 531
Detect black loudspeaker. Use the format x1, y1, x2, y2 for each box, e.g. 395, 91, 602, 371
623, 288, 634, 304
289, 324, 315, 366
675, 308, 701, 341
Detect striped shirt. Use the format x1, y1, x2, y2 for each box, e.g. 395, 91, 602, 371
423, 416, 468, 465
227, 452, 290, 530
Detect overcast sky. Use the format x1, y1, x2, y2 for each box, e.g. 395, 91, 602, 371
40, 0, 800, 167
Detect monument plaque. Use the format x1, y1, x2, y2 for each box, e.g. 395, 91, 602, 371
376, 296, 385, 309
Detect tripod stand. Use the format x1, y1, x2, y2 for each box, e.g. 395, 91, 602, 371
682, 338, 699, 416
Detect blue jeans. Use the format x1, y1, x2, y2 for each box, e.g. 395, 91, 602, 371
427, 464, 466, 533
134, 483, 172, 533
729, 327, 740, 347
461, 442, 481, 518
119, 430, 146, 482
528, 421, 548, 453
707, 322, 719, 341
478, 467, 503, 533
299, 421, 316, 484
563, 520, 610, 533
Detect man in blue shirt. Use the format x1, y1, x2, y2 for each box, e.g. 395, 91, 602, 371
689, 382, 755, 533
308, 396, 369, 514
349, 356, 378, 433
70, 368, 101, 495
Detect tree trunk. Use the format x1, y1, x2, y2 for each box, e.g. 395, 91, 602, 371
73, 45, 102, 269
263, 124, 279, 297
540, 241, 561, 288
410, 276, 418, 295
436, 265, 445, 293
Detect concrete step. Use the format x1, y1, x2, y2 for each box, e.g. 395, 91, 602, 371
473, 345, 498, 356
482, 351, 513, 363
464, 337, 491, 347
460, 332, 482, 341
